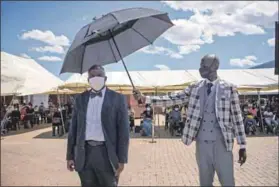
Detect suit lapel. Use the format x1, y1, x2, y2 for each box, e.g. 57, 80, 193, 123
101, 87, 110, 127
82, 90, 90, 114
198, 81, 206, 115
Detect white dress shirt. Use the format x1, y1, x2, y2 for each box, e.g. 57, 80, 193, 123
85, 87, 106, 141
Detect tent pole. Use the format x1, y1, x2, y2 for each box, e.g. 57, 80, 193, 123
257, 88, 264, 133
151, 87, 158, 143
57, 89, 66, 135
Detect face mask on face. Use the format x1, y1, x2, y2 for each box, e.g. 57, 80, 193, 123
146, 107, 151, 111
175, 108, 179, 111
89, 77, 105, 91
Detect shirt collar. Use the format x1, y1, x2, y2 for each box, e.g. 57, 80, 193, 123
90, 86, 106, 95
205, 77, 219, 85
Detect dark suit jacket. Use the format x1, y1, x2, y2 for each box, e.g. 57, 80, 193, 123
66, 88, 130, 172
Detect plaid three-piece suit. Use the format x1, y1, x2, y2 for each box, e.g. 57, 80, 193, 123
146, 79, 247, 151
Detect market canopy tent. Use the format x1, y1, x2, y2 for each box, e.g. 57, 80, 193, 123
240, 89, 278, 96
61, 70, 196, 93
1, 52, 64, 96
62, 68, 277, 94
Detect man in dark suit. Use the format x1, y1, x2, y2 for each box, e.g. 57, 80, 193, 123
66, 65, 130, 187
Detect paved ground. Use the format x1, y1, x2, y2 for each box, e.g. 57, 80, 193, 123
1, 116, 278, 186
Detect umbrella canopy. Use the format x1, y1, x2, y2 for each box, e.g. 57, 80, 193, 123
60, 7, 173, 75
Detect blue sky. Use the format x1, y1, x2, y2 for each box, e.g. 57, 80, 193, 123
1, 1, 277, 81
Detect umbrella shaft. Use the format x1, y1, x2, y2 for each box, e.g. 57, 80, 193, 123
109, 30, 135, 89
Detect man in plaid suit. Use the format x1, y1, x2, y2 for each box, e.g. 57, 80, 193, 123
133, 54, 247, 186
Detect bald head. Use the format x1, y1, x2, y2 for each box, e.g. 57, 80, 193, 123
199, 54, 219, 81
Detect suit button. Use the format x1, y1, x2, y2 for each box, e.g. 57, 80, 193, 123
210, 130, 213, 133
203, 120, 206, 122
203, 129, 205, 131
211, 120, 213, 123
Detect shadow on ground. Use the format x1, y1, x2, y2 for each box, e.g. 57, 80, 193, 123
33, 130, 67, 139
32, 125, 276, 140
130, 126, 181, 139
2, 123, 52, 137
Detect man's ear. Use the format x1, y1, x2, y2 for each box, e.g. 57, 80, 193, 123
105, 76, 107, 82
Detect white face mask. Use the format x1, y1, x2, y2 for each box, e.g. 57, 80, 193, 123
89, 77, 105, 91
175, 108, 179, 111
146, 107, 151, 111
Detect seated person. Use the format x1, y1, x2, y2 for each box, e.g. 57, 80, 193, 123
11, 105, 20, 130
169, 105, 181, 124
244, 111, 257, 129
169, 105, 183, 134
263, 107, 278, 127
248, 105, 257, 117
140, 104, 153, 136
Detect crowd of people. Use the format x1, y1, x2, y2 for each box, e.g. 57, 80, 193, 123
1, 100, 74, 136
126, 95, 279, 137
1, 95, 278, 137
241, 96, 279, 135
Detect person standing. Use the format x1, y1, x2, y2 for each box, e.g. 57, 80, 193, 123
128, 106, 135, 132
133, 54, 247, 186
52, 107, 61, 136
66, 65, 129, 187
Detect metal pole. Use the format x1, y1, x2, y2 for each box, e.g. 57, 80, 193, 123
57, 89, 66, 135
151, 105, 156, 143
156, 87, 159, 126
109, 30, 135, 89
257, 88, 264, 133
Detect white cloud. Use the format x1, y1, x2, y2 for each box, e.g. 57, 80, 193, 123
230, 55, 258, 67
38, 56, 63, 62
154, 64, 171, 70
161, 1, 278, 54
20, 53, 31, 59
267, 37, 275, 47
20, 29, 70, 46
30, 45, 65, 54
178, 45, 201, 55
140, 46, 183, 59
82, 16, 88, 21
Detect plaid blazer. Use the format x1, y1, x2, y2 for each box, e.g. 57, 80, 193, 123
146, 79, 247, 151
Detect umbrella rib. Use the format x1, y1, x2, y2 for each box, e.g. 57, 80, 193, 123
108, 39, 118, 62
108, 13, 120, 24
131, 28, 153, 45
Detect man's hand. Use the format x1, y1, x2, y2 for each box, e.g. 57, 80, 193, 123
67, 160, 75, 171
238, 148, 247, 166
133, 89, 146, 104
115, 163, 124, 178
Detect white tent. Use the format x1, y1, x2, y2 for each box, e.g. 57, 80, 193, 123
186, 68, 277, 88
1, 51, 64, 96
240, 89, 278, 95
63, 68, 277, 91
